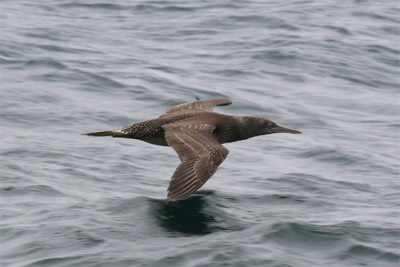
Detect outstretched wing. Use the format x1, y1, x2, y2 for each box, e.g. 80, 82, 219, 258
162, 121, 229, 201
165, 98, 232, 114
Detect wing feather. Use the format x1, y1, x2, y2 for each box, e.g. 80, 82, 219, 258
165, 98, 232, 114
163, 122, 229, 201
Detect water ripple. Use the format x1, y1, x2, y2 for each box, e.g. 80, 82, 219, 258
1, 0, 398, 266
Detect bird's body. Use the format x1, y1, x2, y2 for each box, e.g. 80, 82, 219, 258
86, 98, 301, 201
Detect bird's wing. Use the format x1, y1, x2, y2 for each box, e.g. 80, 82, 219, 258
162, 121, 229, 201
165, 98, 232, 114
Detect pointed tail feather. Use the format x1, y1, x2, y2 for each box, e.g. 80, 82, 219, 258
84, 130, 126, 137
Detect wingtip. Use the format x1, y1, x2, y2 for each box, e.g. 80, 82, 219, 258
215, 98, 232, 106
166, 191, 187, 202
166, 194, 179, 202
166, 197, 178, 203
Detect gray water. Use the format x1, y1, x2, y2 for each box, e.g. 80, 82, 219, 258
1, 1, 399, 266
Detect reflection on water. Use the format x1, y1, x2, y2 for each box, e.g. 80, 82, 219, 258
152, 192, 216, 235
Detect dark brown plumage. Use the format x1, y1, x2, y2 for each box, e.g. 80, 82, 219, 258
85, 98, 301, 201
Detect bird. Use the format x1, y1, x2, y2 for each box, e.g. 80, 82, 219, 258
85, 98, 301, 201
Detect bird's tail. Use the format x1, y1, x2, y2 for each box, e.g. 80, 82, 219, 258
84, 129, 127, 137
85, 130, 114, 136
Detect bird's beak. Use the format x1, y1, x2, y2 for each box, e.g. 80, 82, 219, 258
275, 124, 302, 134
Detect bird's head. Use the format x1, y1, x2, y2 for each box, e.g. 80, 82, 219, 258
234, 116, 301, 139
260, 119, 302, 135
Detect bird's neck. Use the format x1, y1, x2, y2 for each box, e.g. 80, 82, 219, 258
233, 116, 267, 141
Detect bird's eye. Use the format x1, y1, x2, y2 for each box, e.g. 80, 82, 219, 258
268, 123, 274, 129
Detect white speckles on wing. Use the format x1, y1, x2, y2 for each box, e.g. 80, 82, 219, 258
162, 121, 229, 201
112, 119, 165, 138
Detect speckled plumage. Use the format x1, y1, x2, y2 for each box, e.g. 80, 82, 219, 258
86, 98, 301, 201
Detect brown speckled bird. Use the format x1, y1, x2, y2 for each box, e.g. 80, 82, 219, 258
85, 98, 301, 201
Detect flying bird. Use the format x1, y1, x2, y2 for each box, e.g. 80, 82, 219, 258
85, 98, 301, 201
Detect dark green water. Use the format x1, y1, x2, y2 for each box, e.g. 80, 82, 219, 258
1, 1, 399, 266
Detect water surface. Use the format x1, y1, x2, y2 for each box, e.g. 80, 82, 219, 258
1, 0, 399, 266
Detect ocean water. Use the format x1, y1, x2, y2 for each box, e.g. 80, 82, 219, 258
1, 0, 399, 266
